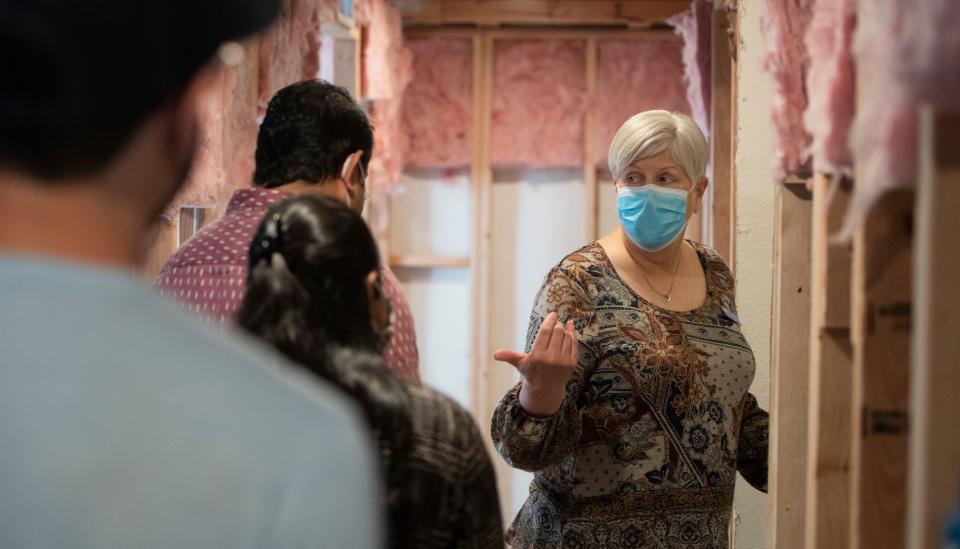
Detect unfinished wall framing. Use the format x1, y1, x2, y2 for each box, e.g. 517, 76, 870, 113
907, 108, 960, 549
390, 20, 718, 518
769, 180, 812, 549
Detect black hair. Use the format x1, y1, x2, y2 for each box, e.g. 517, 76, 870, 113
253, 80, 374, 188
235, 194, 412, 522
0, 0, 279, 180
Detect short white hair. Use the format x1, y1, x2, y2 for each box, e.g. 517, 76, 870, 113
607, 110, 708, 183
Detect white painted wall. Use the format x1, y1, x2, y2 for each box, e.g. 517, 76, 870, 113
488, 168, 590, 517
733, 0, 775, 547
390, 168, 472, 257
390, 168, 473, 408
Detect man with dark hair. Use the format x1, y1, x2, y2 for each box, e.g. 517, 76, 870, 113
156, 79, 421, 383
0, 3, 381, 548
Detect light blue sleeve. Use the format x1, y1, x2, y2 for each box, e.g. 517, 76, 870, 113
271, 414, 385, 549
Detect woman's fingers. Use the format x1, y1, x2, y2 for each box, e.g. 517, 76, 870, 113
493, 349, 526, 368
549, 319, 566, 355
565, 320, 579, 364
530, 312, 558, 353
560, 320, 573, 358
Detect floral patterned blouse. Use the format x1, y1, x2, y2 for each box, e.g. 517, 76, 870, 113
491, 241, 768, 549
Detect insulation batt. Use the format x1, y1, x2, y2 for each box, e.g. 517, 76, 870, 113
897, 0, 960, 110
164, 0, 330, 219
802, 0, 855, 178
369, 99, 407, 194
595, 38, 691, 167
762, 0, 815, 181
357, 0, 413, 190
257, 0, 324, 116
168, 71, 227, 218
401, 39, 473, 168
843, 0, 917, 239
669, 0, 712, 141
361, 0, 412, 101
222, 40, 265, 199
491, 40, 588, 168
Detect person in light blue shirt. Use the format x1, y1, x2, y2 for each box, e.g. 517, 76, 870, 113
0, 1, 383, 548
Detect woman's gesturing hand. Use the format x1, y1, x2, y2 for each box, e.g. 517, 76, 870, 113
493, 312, 579, 417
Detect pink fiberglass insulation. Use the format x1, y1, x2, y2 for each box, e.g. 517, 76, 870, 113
841, 0, 917, 239
163, 41, 263, 219
401, 38, 473, 168
368, 99, 407, 194
362, 0, 412, 101
595, 37, 691, 167
257, 0, 324, 117
356, 0, 412, 191
164, 4, 326, 219
491, 40, 587, 168
167, 74, 228, 217
802, 0, 855, 178
669, 0, 712, 142
762, 0, 815, 181
897, 0, 960, 110
222, 40, 264, 194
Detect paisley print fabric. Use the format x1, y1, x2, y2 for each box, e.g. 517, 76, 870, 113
491, 241, 768, 549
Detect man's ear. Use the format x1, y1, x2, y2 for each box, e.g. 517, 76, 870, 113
340, 150, 364, 186
365, 269, 379, 301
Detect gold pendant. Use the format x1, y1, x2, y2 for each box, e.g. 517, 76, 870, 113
664, 295, 672, 303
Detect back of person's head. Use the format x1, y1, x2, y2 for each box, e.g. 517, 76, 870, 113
253, 80, 374, 188
238, 194, 383, 350
0, 0, 279, 180
236, 194, 413, 517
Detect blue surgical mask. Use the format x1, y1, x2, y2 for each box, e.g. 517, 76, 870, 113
617, 185, 690, 251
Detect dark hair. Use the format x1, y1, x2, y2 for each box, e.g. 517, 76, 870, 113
235, 194, 412, 519
253, 80, 374, 188
0, 0, 279, 179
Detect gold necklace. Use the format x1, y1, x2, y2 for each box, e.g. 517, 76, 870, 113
636, 248, 683, 303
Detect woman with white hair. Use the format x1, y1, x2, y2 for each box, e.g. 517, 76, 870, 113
491, 110, 768, 548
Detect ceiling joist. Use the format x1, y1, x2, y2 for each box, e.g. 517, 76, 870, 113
396, 0, 690, 27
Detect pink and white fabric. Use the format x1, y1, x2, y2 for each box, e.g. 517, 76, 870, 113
154, 187, 421, 383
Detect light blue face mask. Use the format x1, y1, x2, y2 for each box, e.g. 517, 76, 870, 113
617, 185, 690, 252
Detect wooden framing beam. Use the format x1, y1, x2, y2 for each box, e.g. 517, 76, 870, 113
849, 189, 913, 549
390, 254, 471, 269
177, 206, 213, 248
710, 3, 735, 265
805, 174, 854, 549
770, 181, 813, 549
907, 108, 960, 549
469, 32, 494, 420
398, 0, 689, 27
403, 25, 678, 40
584, 36, 598, 242
141, 219, 179, 280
